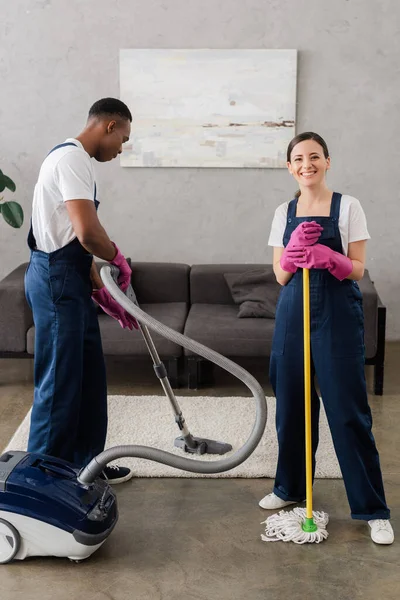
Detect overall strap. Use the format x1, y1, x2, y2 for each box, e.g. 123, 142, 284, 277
94, 183, 99, 210
47, 142, 77, 155
287, 198, 297, 220
329, 192, 342, 221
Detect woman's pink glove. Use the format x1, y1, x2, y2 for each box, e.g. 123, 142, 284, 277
287, 221, 323, 249
280, 247, 307, 274
92, 287, 139, 330
110, 242, 132, 292
294, 244, 353, 281
280, 221, 323, 274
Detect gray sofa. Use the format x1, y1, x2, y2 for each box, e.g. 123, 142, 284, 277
0, 262, 190, 388
0, 262, 386, 394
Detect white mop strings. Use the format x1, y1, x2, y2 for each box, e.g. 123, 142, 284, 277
261, 507, 329, 544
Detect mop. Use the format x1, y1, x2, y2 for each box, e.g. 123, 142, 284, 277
261, 268, 329, 544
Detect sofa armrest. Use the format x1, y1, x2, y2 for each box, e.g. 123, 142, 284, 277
0, 263, 33, 353
358, 270, 381, 360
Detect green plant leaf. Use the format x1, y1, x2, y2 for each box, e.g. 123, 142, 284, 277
0, 172, 16, 193
3, 175, 16, 192
1, 201, 24, 228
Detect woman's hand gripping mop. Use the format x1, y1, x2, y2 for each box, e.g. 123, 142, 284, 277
261, 268, 329, 544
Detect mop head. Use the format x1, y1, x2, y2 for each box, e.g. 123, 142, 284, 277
261, 507, 329, 544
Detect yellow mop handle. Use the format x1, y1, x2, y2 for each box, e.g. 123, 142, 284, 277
303, 268, 313, 520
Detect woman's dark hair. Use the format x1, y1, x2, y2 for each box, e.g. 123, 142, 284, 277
286, 131, 329, 163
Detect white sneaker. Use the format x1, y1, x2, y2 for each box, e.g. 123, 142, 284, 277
369, 519, 394, 545
258, 492, 299, 510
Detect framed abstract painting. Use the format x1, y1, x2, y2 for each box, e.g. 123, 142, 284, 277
120, 49, 297, 168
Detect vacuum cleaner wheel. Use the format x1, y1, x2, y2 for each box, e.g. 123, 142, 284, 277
0, 518, 21, 564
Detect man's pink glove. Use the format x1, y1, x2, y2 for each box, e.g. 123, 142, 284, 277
293, 244, 353, 281
92, 287, 139, 330
110, 242, 132, 292
280, 221, 323, 274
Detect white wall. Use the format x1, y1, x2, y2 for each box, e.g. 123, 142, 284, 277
1, 0, 400, 336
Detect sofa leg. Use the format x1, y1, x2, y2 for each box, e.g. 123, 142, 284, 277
187, 356, 199, 390
167, 357, 179, 389
373, 303, 386, 396
374, 363, 384, 396
199, 359, 214, 387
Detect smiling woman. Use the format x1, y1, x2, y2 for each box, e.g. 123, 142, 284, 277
287, 132, 331, 204
259, 131, 394, 545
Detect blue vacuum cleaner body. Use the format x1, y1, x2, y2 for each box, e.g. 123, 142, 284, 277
0, 451, 118, 563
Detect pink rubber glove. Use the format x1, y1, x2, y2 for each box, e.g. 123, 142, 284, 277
109, 242, 132, 292
294, 244, 353, 281
92, 287, 139, 330
280, 221, 323, 274
280, 247, 307, 273
287, 221, 323, 249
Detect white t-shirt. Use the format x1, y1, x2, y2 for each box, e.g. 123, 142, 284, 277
268, 195, 370, 256
31, 138, 96, 252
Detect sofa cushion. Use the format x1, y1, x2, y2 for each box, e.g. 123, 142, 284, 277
224, 268, 280, 319
130, 262, 190, 303
0, 263, 33, 353
183, 304, 276, 357
94, 261, 190, 314
27, 302, 188, 358
190, 264, 267, 304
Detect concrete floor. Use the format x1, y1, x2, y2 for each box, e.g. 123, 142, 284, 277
0, 347, 399, 600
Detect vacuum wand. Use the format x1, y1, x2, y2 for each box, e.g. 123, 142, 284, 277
114, 267, 232, 456
78, 265, 267, 485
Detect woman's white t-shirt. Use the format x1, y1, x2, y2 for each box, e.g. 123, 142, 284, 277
268, 195, 370, 256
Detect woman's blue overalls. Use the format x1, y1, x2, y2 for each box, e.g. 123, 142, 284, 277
24, 142, 107, 467
270, 192, 390, 520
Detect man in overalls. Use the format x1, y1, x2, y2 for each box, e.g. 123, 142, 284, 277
25, 98, 137, 484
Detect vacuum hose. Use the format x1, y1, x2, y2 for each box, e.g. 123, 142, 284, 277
78, 265, 267, 485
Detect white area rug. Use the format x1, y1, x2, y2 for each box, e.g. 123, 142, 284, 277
4, 395, 341, 478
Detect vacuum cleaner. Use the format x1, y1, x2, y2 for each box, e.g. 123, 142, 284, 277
0, 265, 267, 564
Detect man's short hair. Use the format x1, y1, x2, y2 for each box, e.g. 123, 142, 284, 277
88, 98, 132, 122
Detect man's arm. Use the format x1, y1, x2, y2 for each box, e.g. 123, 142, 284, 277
90, 259, 104, 291
65, 199, 116, 261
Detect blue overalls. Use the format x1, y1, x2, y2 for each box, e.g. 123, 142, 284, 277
270, 192, 390, 520
24, 142, 107, 467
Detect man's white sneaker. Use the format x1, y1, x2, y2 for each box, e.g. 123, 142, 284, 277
258, 492, 299, 510
369, 519, 394, 545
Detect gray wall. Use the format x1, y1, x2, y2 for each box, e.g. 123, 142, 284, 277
1, 0, 400, 337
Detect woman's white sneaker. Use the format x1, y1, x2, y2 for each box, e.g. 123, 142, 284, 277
258, 492, 299, 510
369, 519, 394, 545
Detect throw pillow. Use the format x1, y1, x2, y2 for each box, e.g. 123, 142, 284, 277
224, 268, 281, 319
